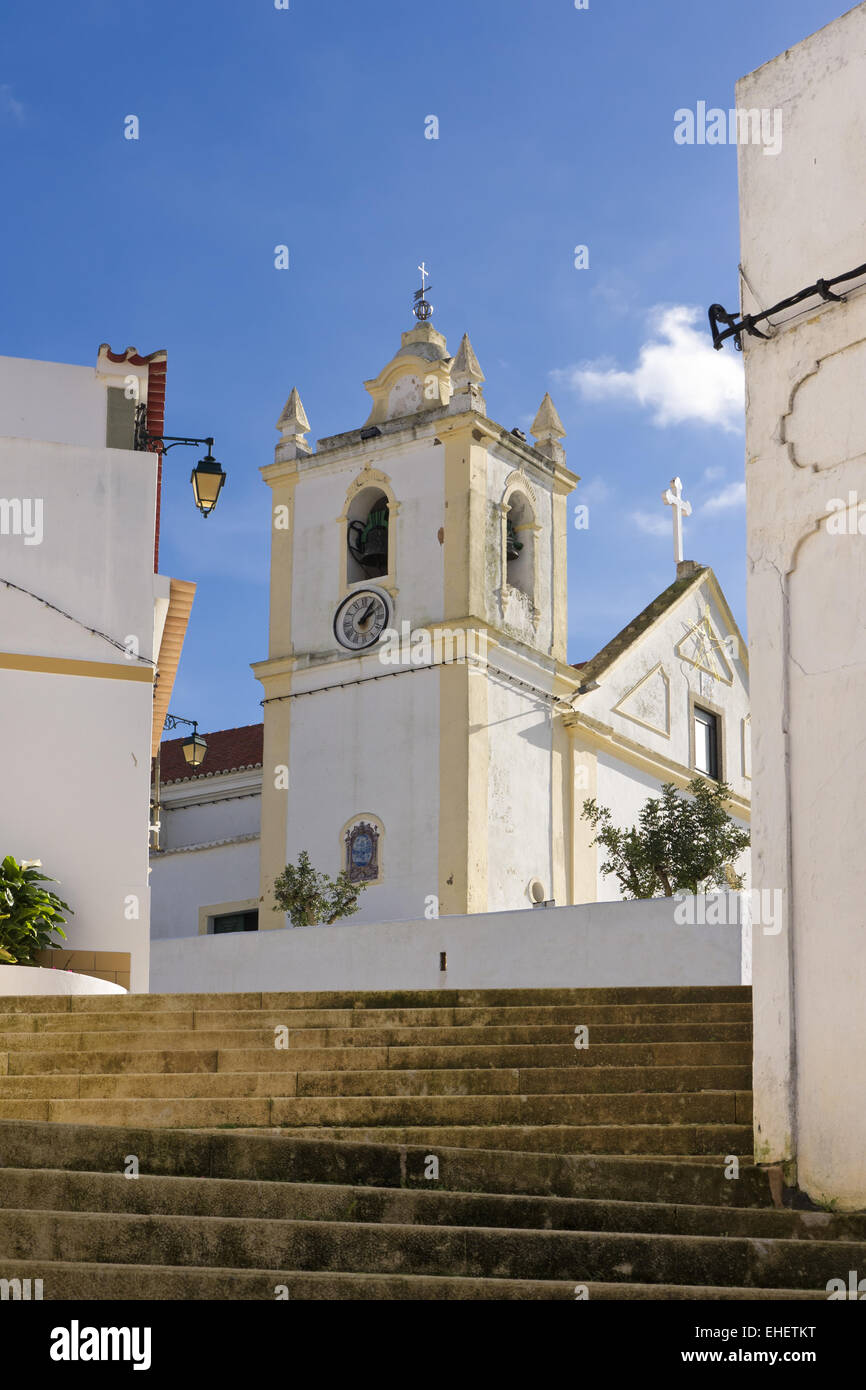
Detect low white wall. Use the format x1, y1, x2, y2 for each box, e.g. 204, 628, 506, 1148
0, 965, 126, 997
150, 895, 748, 995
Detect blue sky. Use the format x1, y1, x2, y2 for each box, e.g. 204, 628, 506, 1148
0, 0, 848, 734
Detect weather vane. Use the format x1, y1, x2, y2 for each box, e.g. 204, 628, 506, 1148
413, 261, 434, 321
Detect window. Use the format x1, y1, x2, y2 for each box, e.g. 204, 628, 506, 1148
693, 707, 720, 779
211, 910, 259, 934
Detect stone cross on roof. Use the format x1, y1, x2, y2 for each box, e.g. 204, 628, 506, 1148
662, 476, 692, 565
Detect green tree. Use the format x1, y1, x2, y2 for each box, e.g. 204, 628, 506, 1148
0, 855, 72, 964
581, 779, 750, 900
272, 850, 365, 928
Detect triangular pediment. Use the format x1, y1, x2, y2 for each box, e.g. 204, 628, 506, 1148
612, 661, 671, 737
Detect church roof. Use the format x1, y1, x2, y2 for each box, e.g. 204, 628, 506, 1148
155, 722, 263, 784
577, 565, 710, 685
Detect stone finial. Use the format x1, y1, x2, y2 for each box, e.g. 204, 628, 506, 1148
448, 332, 487, 416
453, 333, 485, 385
277, 387, 310, 438
275, 387, 312, 460
530, 392, 566, 463
531, 392, 566, 443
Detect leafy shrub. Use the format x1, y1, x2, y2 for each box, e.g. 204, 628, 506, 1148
273, 851, 365, 928
0, 855, 72, 964
581, 779, 750, 900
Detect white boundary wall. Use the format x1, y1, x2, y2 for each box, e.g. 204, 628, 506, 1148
0, 966, 126, 997
150, 894, 749, 994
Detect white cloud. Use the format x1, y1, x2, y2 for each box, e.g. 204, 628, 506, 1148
703, 465, 725, 482
579, 477, 612, 505
555, 306, 745, 432
0, 85, 25, 124
703, 481, 746, 512
630, 510, 669, 537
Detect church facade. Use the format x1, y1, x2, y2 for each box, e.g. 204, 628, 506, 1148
150, 309, 750, 940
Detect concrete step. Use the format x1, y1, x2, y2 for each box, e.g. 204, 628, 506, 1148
368, 1043, 754, 1069
1, 1041, 753, 1073
188, 1002, 755, 1030
1, 1001, 753, 1033
263, 1092, 751, 1127
4, 1168, 862, 1241
294, 1065, 753, 1097
0, 981, 785, 1300
242, 1024, 754, 1048
4, 1047, 383, 1075
0, 1208, 858, 1288
263, 1122, 754, 1156
0, 1120, 771, 1205
0, 1096, 751, 1140
0, 1079, 750, 1123
0, 986, 752, 1014
0, 1259, 823, 1300
0, 1022, 753, 1052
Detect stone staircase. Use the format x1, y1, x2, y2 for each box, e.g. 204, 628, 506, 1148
0, 986, 862, 1298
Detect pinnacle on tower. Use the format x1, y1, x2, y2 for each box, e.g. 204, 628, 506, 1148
448, 332, 487, 416
530, 392, 566, 463
531, 392, 566, 443
276, 387, 310, 438
275, 387, 312, 460
453, 333, 485, 384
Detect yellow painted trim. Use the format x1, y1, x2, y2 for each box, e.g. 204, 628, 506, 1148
263, 472, 299, 661
569, 734, 599, 903
198, 899, 259, 936
256, 672, 292, 927
551, 713, 570, 903
0, 652, 153, 682
551, 489, 570, 663
439, 424, 489, 913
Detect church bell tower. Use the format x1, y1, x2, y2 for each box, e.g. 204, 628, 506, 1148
253, 273, 578, 924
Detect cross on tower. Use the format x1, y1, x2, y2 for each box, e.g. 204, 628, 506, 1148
662, 476, 692, 565
413, 262, 434, 321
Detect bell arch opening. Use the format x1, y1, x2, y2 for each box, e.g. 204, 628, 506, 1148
347, 486, 390, 582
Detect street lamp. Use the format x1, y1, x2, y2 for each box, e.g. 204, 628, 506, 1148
163, 714, 207, 767
151, 713, 207, 853
190, 451, 226, 518
134, 406, 226, 518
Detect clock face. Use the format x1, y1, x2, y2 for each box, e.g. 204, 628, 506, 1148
334, 588, 391, 651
